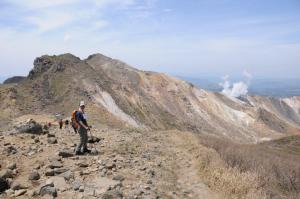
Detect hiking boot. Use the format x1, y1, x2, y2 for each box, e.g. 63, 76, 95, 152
83, 148, 91, 153
75, 151, 84, 155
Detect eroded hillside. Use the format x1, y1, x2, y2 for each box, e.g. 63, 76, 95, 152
1, 53, 300, 142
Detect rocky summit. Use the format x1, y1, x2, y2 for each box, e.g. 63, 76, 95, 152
0, 53, 300, 199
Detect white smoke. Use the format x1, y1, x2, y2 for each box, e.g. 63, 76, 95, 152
219, 70, 252, 98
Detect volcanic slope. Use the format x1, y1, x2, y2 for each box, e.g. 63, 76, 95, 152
1, 53, 300, 142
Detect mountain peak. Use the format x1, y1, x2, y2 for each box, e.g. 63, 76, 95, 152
28, 53, 81, 79
86, 53, 111, 61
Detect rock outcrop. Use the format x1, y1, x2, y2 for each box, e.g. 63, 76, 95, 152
15, 119, 44, 135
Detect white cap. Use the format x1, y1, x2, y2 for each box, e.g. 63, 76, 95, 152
79, 101, 85, 107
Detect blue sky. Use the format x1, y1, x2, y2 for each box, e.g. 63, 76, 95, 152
0, 0, 300, 79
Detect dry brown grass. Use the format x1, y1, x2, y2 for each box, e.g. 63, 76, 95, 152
195, 141, 266, 199
198, 135, 300, 199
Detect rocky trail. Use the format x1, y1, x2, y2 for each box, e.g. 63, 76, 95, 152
166, 132, 219, 199
0, 120, 220, 199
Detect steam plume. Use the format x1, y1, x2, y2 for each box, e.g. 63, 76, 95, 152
219, 70, 252, 98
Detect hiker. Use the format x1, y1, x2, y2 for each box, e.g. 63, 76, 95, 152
58, 119, 63, 129
75, 101, 91, 155
65, 119, 69, 128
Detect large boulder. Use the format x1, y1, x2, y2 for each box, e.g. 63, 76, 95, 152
15, 119, 43, 135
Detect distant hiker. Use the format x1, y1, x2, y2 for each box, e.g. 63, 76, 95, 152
65, 119, 69, 128
58, 119, 63, 129
75, 101, 91, 155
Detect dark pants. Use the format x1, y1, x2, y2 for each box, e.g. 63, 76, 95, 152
76, 127, 88, 152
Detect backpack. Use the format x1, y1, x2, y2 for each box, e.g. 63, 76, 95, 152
71, 110, 79, 129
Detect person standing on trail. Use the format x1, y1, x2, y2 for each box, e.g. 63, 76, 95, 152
58, 119, 63, 129
75, 101, 91, 155
65, 119, 69, 128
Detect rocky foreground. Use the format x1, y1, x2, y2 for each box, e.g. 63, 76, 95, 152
0, 120, 220, 199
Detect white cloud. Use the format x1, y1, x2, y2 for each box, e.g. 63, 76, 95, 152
93, 0, 136, 8
3, 0, 144, 34
63, 33, 71, 42
6, 0, 78, 9
93, 20, 109, 29
26, 12, 74, 33
1, 0, 300, 79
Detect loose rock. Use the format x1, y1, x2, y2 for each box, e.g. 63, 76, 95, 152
88, 136, 102, 143
113, 175, 125, 181
0, 178, 9, 193
5, 146, 17, 155
39, 184, 57, 197
72, 180, 82, 191
47, 137, 57, 144
48, 160, 63, 169
7, 162, 16, 170
0, 169, 13, 179
4, 188, 14, 196
59, 170, 73, 181
54, 168, 69, 175
45, 169, 55, 176
47, 134, 55, 138
79, 185, 84, 192
28, 170, 40, 180
106, 162, 116, 170
34, 137, 40, 143
14, 189, 27, 197
77, 161, 88, 168
58, 149, 74, 158
49, 176, 69, 192
11, 181, 28, 190
102, 190, 123, 199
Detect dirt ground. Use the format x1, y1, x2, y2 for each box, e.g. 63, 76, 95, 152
0, 123, 220, 199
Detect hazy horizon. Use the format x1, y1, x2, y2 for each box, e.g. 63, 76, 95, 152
2, 72, 300, 98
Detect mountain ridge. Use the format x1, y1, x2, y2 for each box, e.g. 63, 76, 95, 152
1, 53, 300, 143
